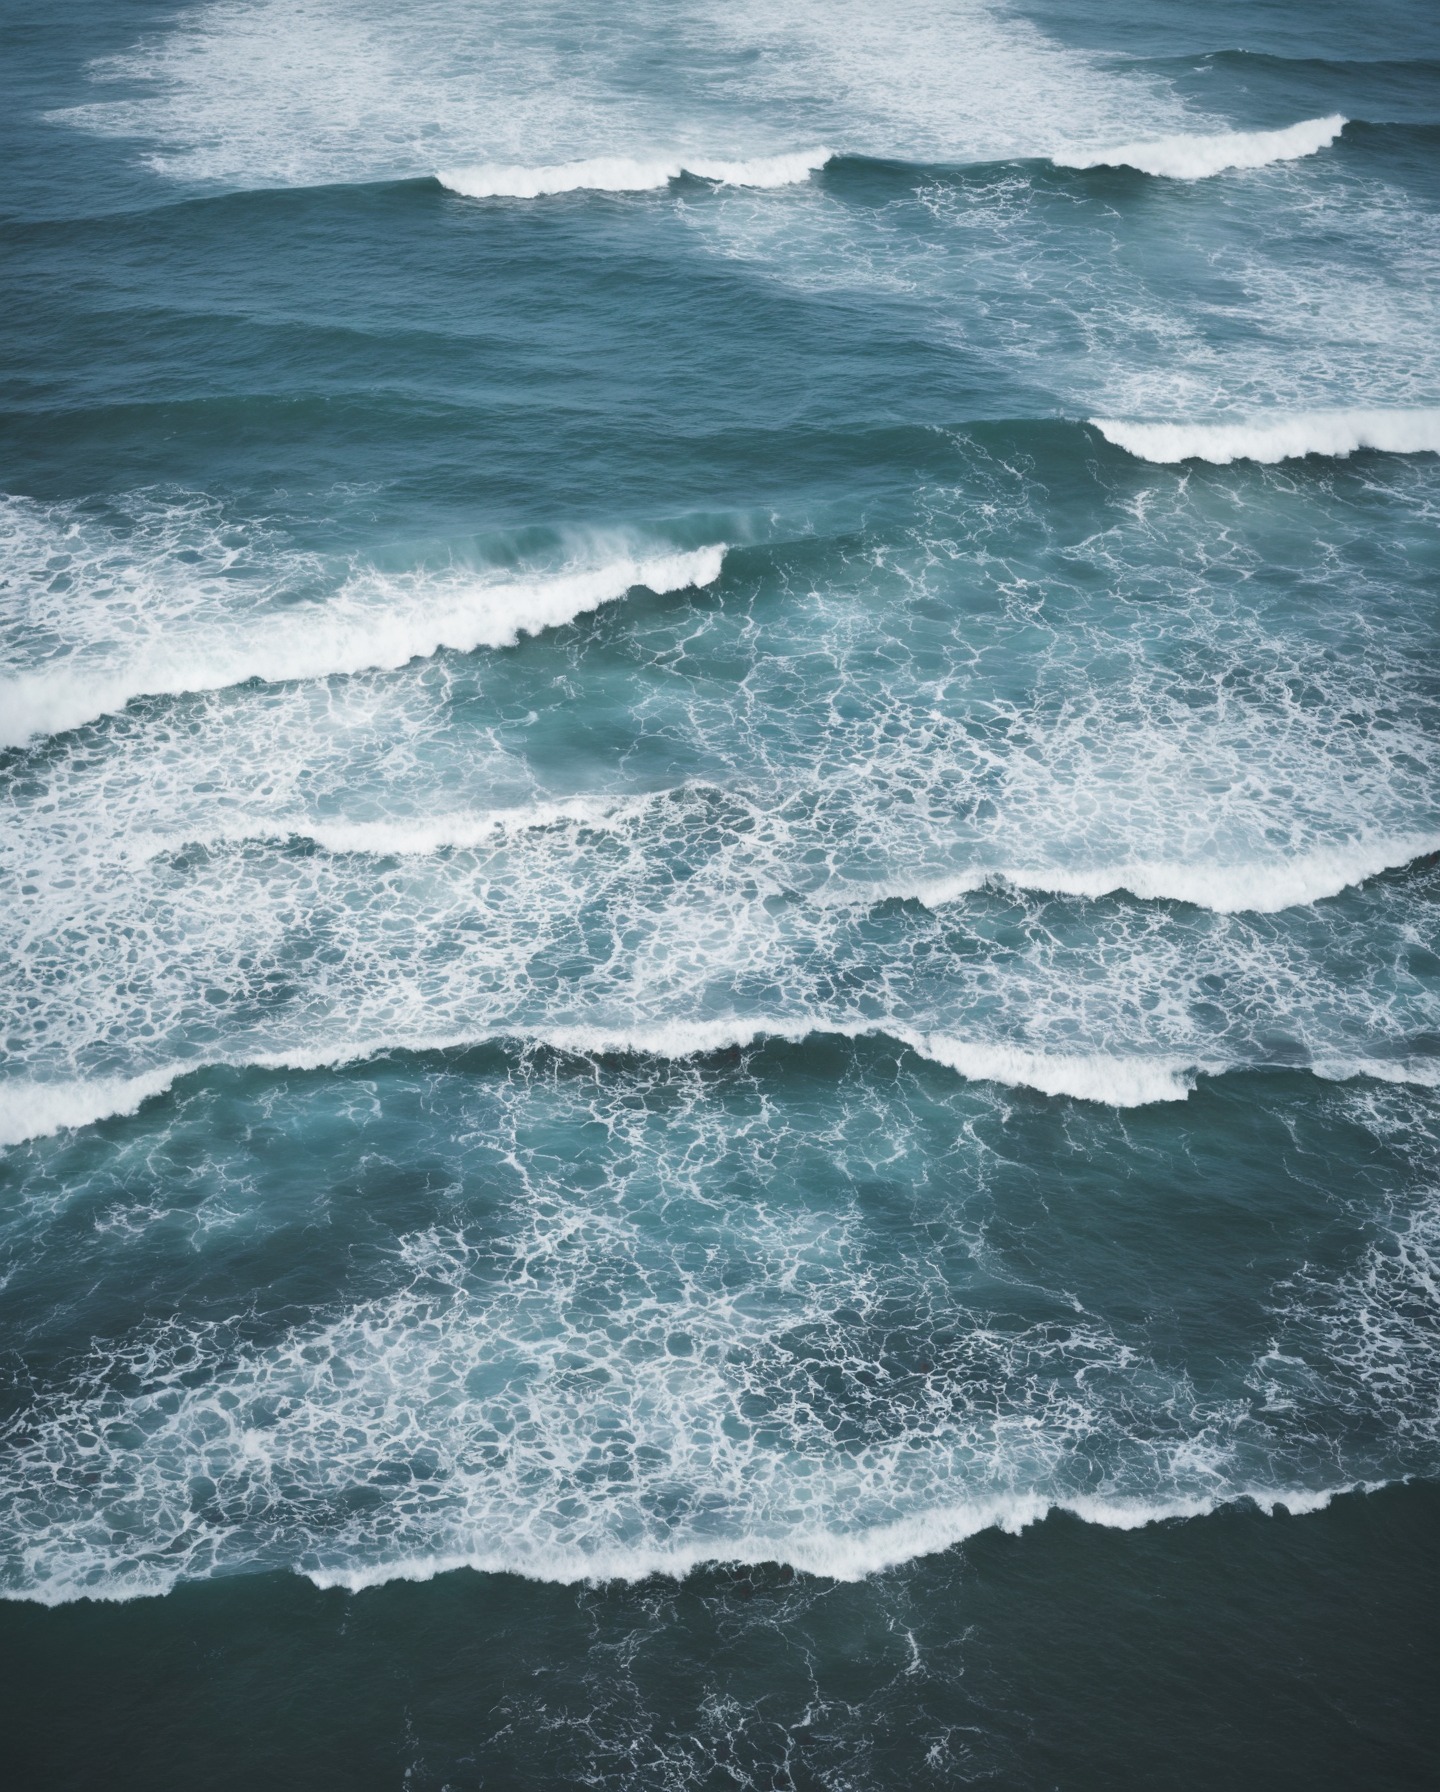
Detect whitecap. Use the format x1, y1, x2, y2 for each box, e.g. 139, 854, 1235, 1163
131, 791, 665, 861
1092, 408, 1440, 466
437, 147, 832, 200
1054, 115, 1346, 180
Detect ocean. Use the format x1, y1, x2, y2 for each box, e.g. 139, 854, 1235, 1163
1, 0, 1438, 1784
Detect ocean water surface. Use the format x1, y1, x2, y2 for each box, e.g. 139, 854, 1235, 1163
2, 0, 1438, 1785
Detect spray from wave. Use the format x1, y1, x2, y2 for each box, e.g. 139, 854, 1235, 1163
1093, 408, 1440, 465
437, 147, 832, 199
1053, 114, 1345, 179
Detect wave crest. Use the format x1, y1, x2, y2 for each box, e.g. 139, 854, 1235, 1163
1053, 114, 1345, 179
1093, 408, 1440, 466
0, 545, 725, 747
437, 148, 832, 200
300, 1484, 1356, 1597
873, 837, 1440, 916
0, 1023, 1197, 1148
132, 792, 659, 862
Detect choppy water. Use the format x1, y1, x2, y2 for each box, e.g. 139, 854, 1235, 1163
3, 0, 1438, 1784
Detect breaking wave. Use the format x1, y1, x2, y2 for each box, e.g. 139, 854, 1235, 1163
6, 1484, 1365, 1606
14, 1028, 1440, 1151
0, 545, 725, 747
0, 1024, 1198, 1148
298, 1485, 1364, 1591
437, 147, 832, 199
873, 837, 1440, 916
1092, 408, 1440, 465
1053, 114, 1345, 179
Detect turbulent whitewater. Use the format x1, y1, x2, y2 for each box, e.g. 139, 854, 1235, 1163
1093, 408, 1440, 465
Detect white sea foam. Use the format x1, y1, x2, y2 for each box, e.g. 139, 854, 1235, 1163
879, 837, 1440, 916
1053, 115, 1346, 180
0, 1127, 1397, 1605
1093, 409, 1440, 466
1261, 1185, 1440, 1447
703, 0, 1191, 168
437, 147, 831, 200
0, 545, 724, 746
2, 1022, 1429, 1608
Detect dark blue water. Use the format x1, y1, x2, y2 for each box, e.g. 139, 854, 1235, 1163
2, 1, 1438, 1783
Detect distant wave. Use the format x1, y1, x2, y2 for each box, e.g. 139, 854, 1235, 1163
1093, 409, 1440, 465
868, 837, 1440, 916
436, 148, 832, 200
0, 546, 724, 747
1053, 114, 1345, 179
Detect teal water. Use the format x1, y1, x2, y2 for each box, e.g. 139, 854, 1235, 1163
2, 1, 1438, 1783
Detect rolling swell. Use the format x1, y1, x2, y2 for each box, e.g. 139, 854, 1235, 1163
6, 1482, 1366, 1606
5, 1022, 1432, 1606
6, 1021, 1434, 1608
